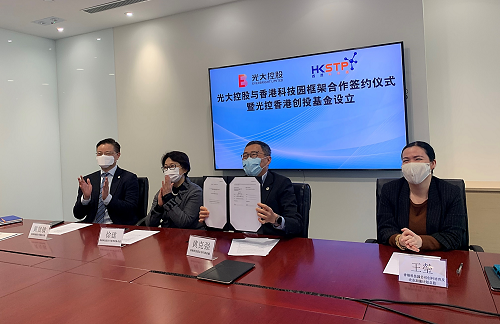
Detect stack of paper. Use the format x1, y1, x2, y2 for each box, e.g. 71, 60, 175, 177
228, 237, 279, 256
122, 230, 159, 245
0, 232, 22, 242
49, 223, 92, 235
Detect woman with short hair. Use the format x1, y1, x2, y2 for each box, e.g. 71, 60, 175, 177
145, 151, 203, 229
377, 141, 466, 251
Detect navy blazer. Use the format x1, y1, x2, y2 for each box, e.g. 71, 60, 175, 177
73, 166, 139, 225
257, 170, 303, 237
377, 176, 466, 250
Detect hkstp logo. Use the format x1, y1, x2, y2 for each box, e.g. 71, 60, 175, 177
311, 52, 358, 76
238, 74, 248, 88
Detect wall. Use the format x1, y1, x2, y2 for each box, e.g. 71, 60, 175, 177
56, 29, 119, 220
113, 0, 429, 242
424, 0, 500, 182
0, 28, 63, 220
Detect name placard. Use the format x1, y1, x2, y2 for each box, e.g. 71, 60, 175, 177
97, 228, 125, 247
187, 235, 217, 260
399, 255, 448, 288
28, 223, 51, 240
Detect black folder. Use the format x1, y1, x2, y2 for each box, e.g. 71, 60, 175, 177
484, 267, 500, 291
197, 260, 255, 284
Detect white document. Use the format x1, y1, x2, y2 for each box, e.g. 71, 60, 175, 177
384, 252, 441, 275
228, 237, 279, 256
229, 177, 261, 232
48, 223, 92, 235
0, 232, 22, 242
203, 177, 227, 229
122, 229, 159, 245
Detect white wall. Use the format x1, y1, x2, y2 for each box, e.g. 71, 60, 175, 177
113, 0, 429, 242
0, 28, 63, 220
56, 29, 119, 220
424, 0, 500, 182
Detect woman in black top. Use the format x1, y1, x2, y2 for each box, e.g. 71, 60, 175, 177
377, 141, 466, 252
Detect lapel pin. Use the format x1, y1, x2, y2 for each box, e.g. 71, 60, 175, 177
266, 187, 269, 191
118, 176, 120, 179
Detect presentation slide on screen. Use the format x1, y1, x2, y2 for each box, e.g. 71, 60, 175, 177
209, 42, 407, 170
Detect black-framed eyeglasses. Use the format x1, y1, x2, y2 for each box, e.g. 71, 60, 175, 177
161, 164, 180, 172
241, 151, 267, 160
96, 151, 116, 156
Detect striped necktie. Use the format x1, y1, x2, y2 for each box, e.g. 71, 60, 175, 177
95, 172, 110, 223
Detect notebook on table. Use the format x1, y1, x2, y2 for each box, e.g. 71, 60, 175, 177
197, 260, 255, 284
0, 215, 23, 226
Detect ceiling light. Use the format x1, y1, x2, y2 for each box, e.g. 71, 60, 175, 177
125, 12, 133, 17
76, 68, 84, 71
109, 74, 115, 76
97, 38, 101, 41
7, 80, 14, 82
42, 83, 49, 86
7, 40, 12, 43
57, 27, 64, 32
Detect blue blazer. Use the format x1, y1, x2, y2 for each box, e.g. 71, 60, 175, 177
73, 166, 139, 225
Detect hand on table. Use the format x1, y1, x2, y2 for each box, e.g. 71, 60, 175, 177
400, 227, 423, 252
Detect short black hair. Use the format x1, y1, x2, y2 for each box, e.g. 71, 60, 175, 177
402, 141, 435, 161
245, 140, 271, 156
96, 138, 120, 153
161, 151, 191, 175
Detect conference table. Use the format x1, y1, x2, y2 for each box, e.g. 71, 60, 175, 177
0, 220, 499, 324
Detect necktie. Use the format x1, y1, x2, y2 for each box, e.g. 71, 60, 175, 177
95, 172, 110, 223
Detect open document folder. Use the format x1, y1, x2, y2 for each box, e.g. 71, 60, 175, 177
203, 176, 261, 232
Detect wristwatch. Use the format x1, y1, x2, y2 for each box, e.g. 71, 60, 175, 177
274, 215, 283, 226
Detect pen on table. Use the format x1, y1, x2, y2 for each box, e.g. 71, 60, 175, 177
456, 262, 463, 275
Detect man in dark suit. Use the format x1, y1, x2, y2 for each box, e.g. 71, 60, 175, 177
199, 141, 302, 236
73, 138, 139, 225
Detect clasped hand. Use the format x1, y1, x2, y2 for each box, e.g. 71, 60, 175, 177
399, 227, 423, 252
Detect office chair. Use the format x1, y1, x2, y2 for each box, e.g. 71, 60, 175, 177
188, 176, 205, 188
135, 177, 149, 226
292, 183, 312, 238
365, 178, 484, 252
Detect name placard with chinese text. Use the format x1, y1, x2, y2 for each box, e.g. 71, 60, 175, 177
97, 228, 125, 247
399, 255, 447, 288
187, 235, 216, 260
28, 223, 51, 240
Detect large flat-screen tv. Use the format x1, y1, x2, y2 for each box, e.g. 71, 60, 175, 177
209, 41, 408, 170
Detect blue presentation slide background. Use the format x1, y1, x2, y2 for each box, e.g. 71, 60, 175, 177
209, 42, 407, 170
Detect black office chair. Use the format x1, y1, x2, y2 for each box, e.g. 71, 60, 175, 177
366, 178, 483, 252
292, 183, 312, 238
188, 176, 205, 188
135, 177, 149, 226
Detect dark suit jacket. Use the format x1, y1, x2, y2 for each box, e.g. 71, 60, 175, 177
257, 170, 303, 237
377, 176, 466, 251
73, 166, 139, 225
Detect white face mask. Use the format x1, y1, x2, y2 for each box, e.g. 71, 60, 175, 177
164, 168, 183, 183
402, 162, 431, 185
96, 155, 115, 168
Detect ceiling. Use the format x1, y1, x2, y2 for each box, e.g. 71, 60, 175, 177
0, 0, 238, 40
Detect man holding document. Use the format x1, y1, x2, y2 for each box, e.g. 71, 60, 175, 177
199, 141, 302, 236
